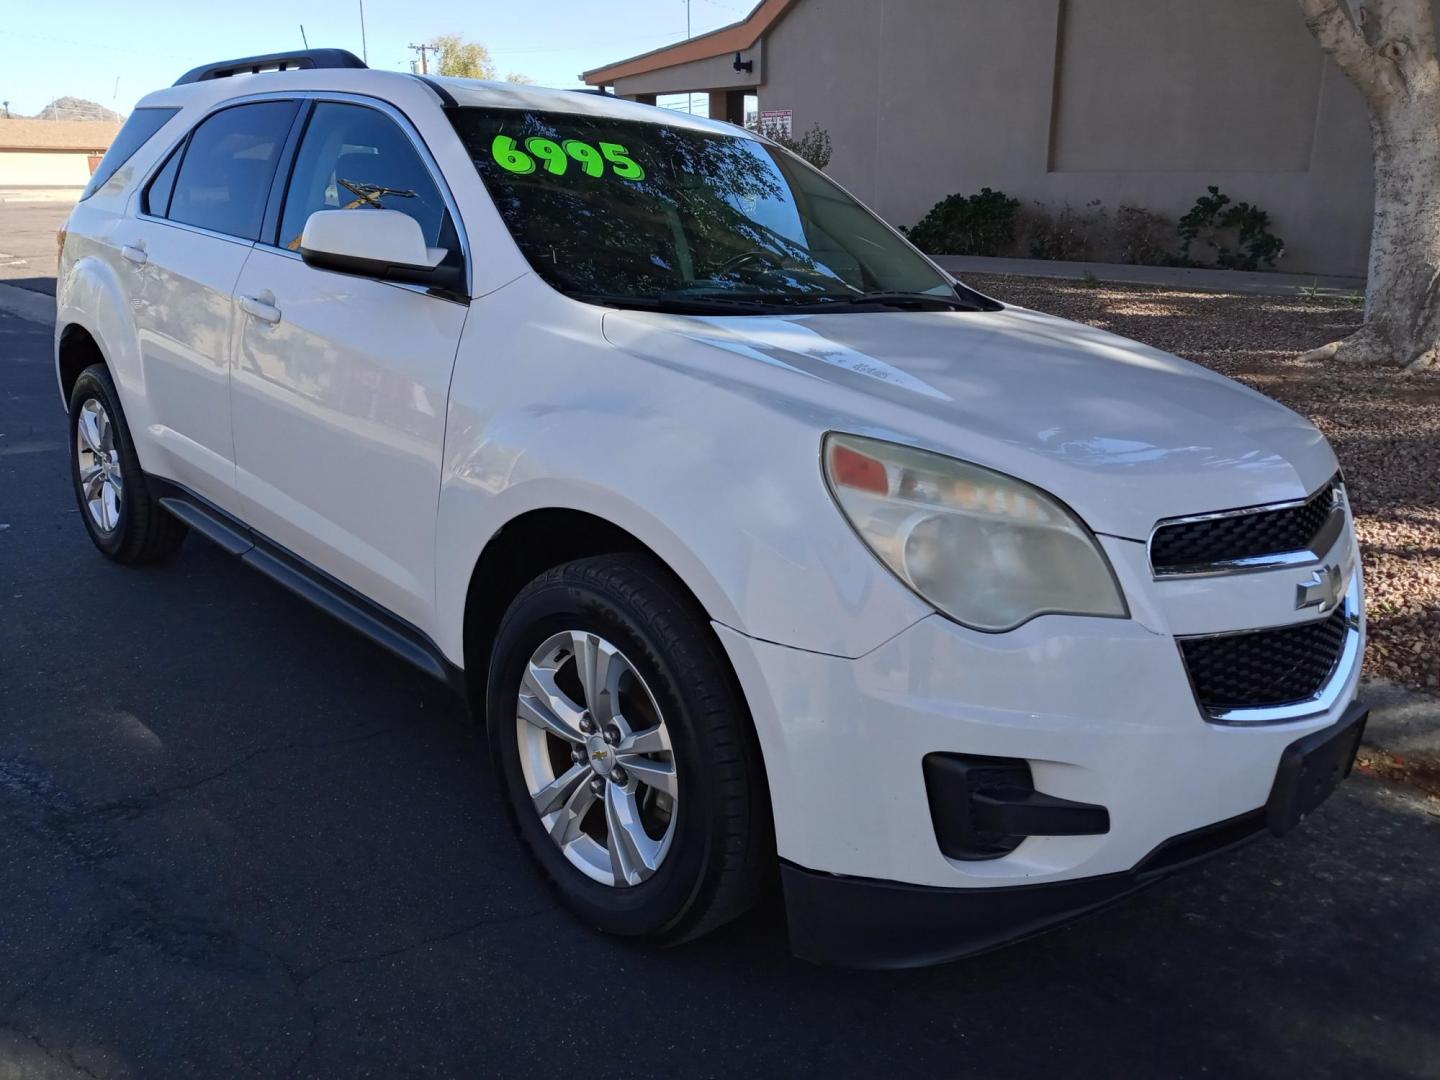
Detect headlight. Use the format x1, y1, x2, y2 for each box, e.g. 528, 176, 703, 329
823, 433, 1127, 632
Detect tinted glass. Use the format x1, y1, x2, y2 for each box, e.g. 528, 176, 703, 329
449, 108, 952, 310
81, 107, 178, 201
169, 101, 298, 240
143, 144, 182, 217
278, 102, 449, 252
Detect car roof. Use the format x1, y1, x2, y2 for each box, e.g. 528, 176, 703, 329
136, 67, 757, 140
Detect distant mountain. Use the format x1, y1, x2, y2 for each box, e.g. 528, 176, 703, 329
33, 97, 122, 122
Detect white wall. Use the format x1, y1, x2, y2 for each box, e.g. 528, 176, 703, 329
759, 0, 1399, 276
0, 151, 94, 187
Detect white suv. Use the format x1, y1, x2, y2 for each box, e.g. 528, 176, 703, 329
56, 50, 1367, 968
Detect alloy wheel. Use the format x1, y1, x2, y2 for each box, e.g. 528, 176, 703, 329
515, 630, 678, 887
76, 398, 123, 533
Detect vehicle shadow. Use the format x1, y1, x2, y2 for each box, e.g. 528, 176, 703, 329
0, 275, 58, 297
3, 535, 1437, 1078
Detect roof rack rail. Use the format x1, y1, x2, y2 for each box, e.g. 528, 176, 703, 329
173, 49, 366, 87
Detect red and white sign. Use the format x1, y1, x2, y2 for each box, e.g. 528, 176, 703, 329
758, 109, 793, 138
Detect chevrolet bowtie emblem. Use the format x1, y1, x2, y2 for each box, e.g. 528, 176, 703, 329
1296, 564, 1344, 613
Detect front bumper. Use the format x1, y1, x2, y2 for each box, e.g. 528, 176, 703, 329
715, 597, 1364, 890
714, 532, 1365, 964
779, 699, 1367, 968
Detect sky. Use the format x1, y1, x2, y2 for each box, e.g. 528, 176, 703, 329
0, 0, 747, 117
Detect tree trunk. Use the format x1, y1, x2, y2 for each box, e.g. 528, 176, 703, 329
1299, 0, 1440, 371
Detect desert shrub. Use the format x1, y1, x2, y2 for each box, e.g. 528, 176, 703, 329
1026, 200, 1106, 261
904, 187, 1020, 257
751, 121, 833, 170
1178, 186, 1285, 270
1113, 205, 1174, 265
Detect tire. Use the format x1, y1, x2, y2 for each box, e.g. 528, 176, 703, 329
487, 553, 772, 944
68, 363, 187, 564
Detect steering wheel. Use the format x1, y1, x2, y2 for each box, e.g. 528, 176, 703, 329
715, 249, 785, 276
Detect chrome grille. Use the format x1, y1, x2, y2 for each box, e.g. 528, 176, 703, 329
1180, 603, 1351, 717
1150, 476, 1341, 576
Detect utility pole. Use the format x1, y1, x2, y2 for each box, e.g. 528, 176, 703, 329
408, 42, 437, 75
684, 0, 694, 115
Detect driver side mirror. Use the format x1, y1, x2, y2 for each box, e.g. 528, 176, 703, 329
299, 209, 463, 295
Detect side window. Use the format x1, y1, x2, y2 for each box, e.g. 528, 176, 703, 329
168, 101, 298, 241
277, 103, 450, 254
143, 144, 182, 217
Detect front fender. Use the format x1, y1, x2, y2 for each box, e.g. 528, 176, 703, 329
432, 276, 931, 666
434, 474, 748, 667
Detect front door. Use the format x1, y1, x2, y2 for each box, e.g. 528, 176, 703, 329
229, 100, 468, 631
120, 99, 299, 503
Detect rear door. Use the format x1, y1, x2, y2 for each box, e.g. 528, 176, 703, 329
229, 98, 469, 630
121, 99, 300, 502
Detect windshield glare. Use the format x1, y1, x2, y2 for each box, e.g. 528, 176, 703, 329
448, 107, 955, 311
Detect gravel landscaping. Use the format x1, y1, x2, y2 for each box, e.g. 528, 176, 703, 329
965, 273, 1440, 693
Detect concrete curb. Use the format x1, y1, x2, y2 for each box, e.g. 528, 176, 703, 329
0, 187, 86, 205
0, 282, 55, 326
932, 254, 1367, 299
1359, 678, 1440, 756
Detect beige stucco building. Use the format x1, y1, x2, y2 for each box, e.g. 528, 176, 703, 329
0, 119, 119, 187
586, 0, 1439, 277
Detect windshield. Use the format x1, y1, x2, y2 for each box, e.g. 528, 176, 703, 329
449, 107, 974, 314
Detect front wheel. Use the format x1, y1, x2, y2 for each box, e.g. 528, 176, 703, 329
487, 554, 772, 943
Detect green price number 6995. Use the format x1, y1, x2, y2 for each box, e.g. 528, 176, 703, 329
490, 135, 645, 181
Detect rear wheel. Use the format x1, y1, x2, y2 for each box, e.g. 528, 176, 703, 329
68, 364, 187, 563
487, 554, 771, 943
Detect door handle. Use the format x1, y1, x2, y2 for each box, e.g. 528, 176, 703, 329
120, 244, 147, 266
239, 293, 282, 325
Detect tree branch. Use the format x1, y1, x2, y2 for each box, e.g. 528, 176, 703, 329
1298, 0, 1385, 94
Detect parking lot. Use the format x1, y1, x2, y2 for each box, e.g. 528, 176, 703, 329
2, 197, 1439, 1078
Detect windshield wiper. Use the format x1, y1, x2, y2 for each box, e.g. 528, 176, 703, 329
819, 290, 990, 312
567, 289, 997, 317
567, 293, 792, 316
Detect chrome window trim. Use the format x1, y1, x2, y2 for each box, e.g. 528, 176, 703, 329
1176, 573, 1362, 726
130, 215, 259, 250
1148, 474, 1345, 580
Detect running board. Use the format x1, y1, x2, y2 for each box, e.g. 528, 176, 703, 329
153, 482, 464, 697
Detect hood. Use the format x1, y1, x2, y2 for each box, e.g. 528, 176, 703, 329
602, 304, 1336, 540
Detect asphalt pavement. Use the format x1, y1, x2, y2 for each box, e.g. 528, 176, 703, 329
2, 278, 1439, 1077
0, 198, 70, 297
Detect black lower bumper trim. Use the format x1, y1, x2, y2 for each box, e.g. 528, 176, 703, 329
782, 807, 1267, 970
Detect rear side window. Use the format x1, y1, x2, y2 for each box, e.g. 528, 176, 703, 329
167, 101, 298, 241
143, 145, 182, 217
80, 107, 178, 201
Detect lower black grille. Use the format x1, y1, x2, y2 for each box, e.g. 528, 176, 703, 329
1180, 604, 1350, 714
1151, 478, 1338, 574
